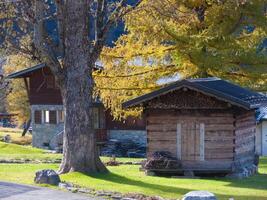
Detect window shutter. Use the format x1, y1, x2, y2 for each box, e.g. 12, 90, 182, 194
49, 111, 57, 124
34, 110, 42, 124
58, 110, 65, 123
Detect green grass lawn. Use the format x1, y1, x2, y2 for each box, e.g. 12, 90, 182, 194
0, 141, 143, 163
0, 158, 266, 200
0, 141, 62, 161
0, 132, 266, 199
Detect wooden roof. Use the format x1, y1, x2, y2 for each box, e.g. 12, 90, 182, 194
7, 63, 46, 79
7, 62, 102, 79
122, 77, 267, 110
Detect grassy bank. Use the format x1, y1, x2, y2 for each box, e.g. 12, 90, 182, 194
0, 141, 143, 163
0, 158, 266, 200
0, 127, 31, 145
0, 142, 61, 161
0, 128, 266, 199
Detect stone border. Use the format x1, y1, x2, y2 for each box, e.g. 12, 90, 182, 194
58, 182, 171, 200
0, 159, 62, 164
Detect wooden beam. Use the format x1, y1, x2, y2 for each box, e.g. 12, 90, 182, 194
23, 77, 30, 98
200, 123, 205, 161
177, 123, 182, 160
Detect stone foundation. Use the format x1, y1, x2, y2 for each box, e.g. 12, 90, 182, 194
31, 105, 64, 149
226, 164, 258, 179
108, 130, 147, 146
31, 105, 147, 151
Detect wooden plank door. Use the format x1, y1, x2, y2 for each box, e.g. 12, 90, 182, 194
177, 122, 205, 161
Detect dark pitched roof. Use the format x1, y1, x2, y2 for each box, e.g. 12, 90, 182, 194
7, 63, 46, 79
7, 62, 102, 79
122, 77, 267, 110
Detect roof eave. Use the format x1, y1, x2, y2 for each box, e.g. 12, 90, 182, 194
122, 80, 253, 110
6, 63, 46, 79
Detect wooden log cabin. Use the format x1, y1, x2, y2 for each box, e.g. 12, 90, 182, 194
7, 64, 145, 150
123, 77, 267, 175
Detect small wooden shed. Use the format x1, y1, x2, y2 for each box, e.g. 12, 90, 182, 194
123, 77, 267, 175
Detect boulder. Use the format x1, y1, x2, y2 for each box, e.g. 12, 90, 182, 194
182, 191, 217, 200
3, 134, 11, 143
34, 169, 61, 185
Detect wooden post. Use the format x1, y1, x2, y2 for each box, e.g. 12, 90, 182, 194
23, 77, 30, 98
200, 123, 205, 161
177, 123, 182, 160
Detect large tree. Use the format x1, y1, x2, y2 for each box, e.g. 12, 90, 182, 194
0, 0, 141, 174
95, 0, 267, 119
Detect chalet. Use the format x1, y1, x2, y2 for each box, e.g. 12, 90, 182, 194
122, 77, 267, 176
7, 64, 146, 150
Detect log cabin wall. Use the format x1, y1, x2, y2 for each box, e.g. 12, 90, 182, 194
233, 110, 256, 171
145, 89, 237, 170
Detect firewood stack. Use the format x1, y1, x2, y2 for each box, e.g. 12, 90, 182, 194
144, 151, 181, 169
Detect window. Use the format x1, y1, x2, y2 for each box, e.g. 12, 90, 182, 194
44, 110, 50, 123
58, 110, 65, 123
34, 110, 42, 124
41, 110, 57, 124
49, 111, 57, 124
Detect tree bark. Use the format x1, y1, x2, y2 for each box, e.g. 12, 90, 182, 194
58, 73, 107, 174
57, 1, 107, 174
22, 118, 31, 137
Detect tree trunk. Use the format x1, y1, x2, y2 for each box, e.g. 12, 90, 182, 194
58, 73, 107, 174
21, 118, 31, 137
58, 1, 107, 174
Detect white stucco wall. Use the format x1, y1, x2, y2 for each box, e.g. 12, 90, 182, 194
256, 121, 267, 156
256, 123, 262, 155
262, 121, 267, 156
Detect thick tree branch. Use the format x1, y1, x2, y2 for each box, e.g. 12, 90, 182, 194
94, 64, 176, 78
90, 0, 143, 63
55, 0, 65, 57
34, 0, 64, 85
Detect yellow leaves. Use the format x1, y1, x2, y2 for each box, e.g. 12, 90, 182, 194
186, 0, 206, 8
4, 53, 37, 125
96, 0, 267, 119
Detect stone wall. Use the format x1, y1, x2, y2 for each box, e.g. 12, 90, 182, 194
108, 130, 147, 146
31, 105, 147, 151
31, 105, 64, 149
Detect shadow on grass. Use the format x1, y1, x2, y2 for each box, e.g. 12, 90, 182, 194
221, 172, 267, 191
75, 171, 267, 200
82, 171, 191, 195
210, 158, 267, 191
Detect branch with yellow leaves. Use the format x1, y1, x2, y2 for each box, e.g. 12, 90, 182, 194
94, 64, 177, 78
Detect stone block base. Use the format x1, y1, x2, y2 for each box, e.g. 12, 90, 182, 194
226, 164, 258, 179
